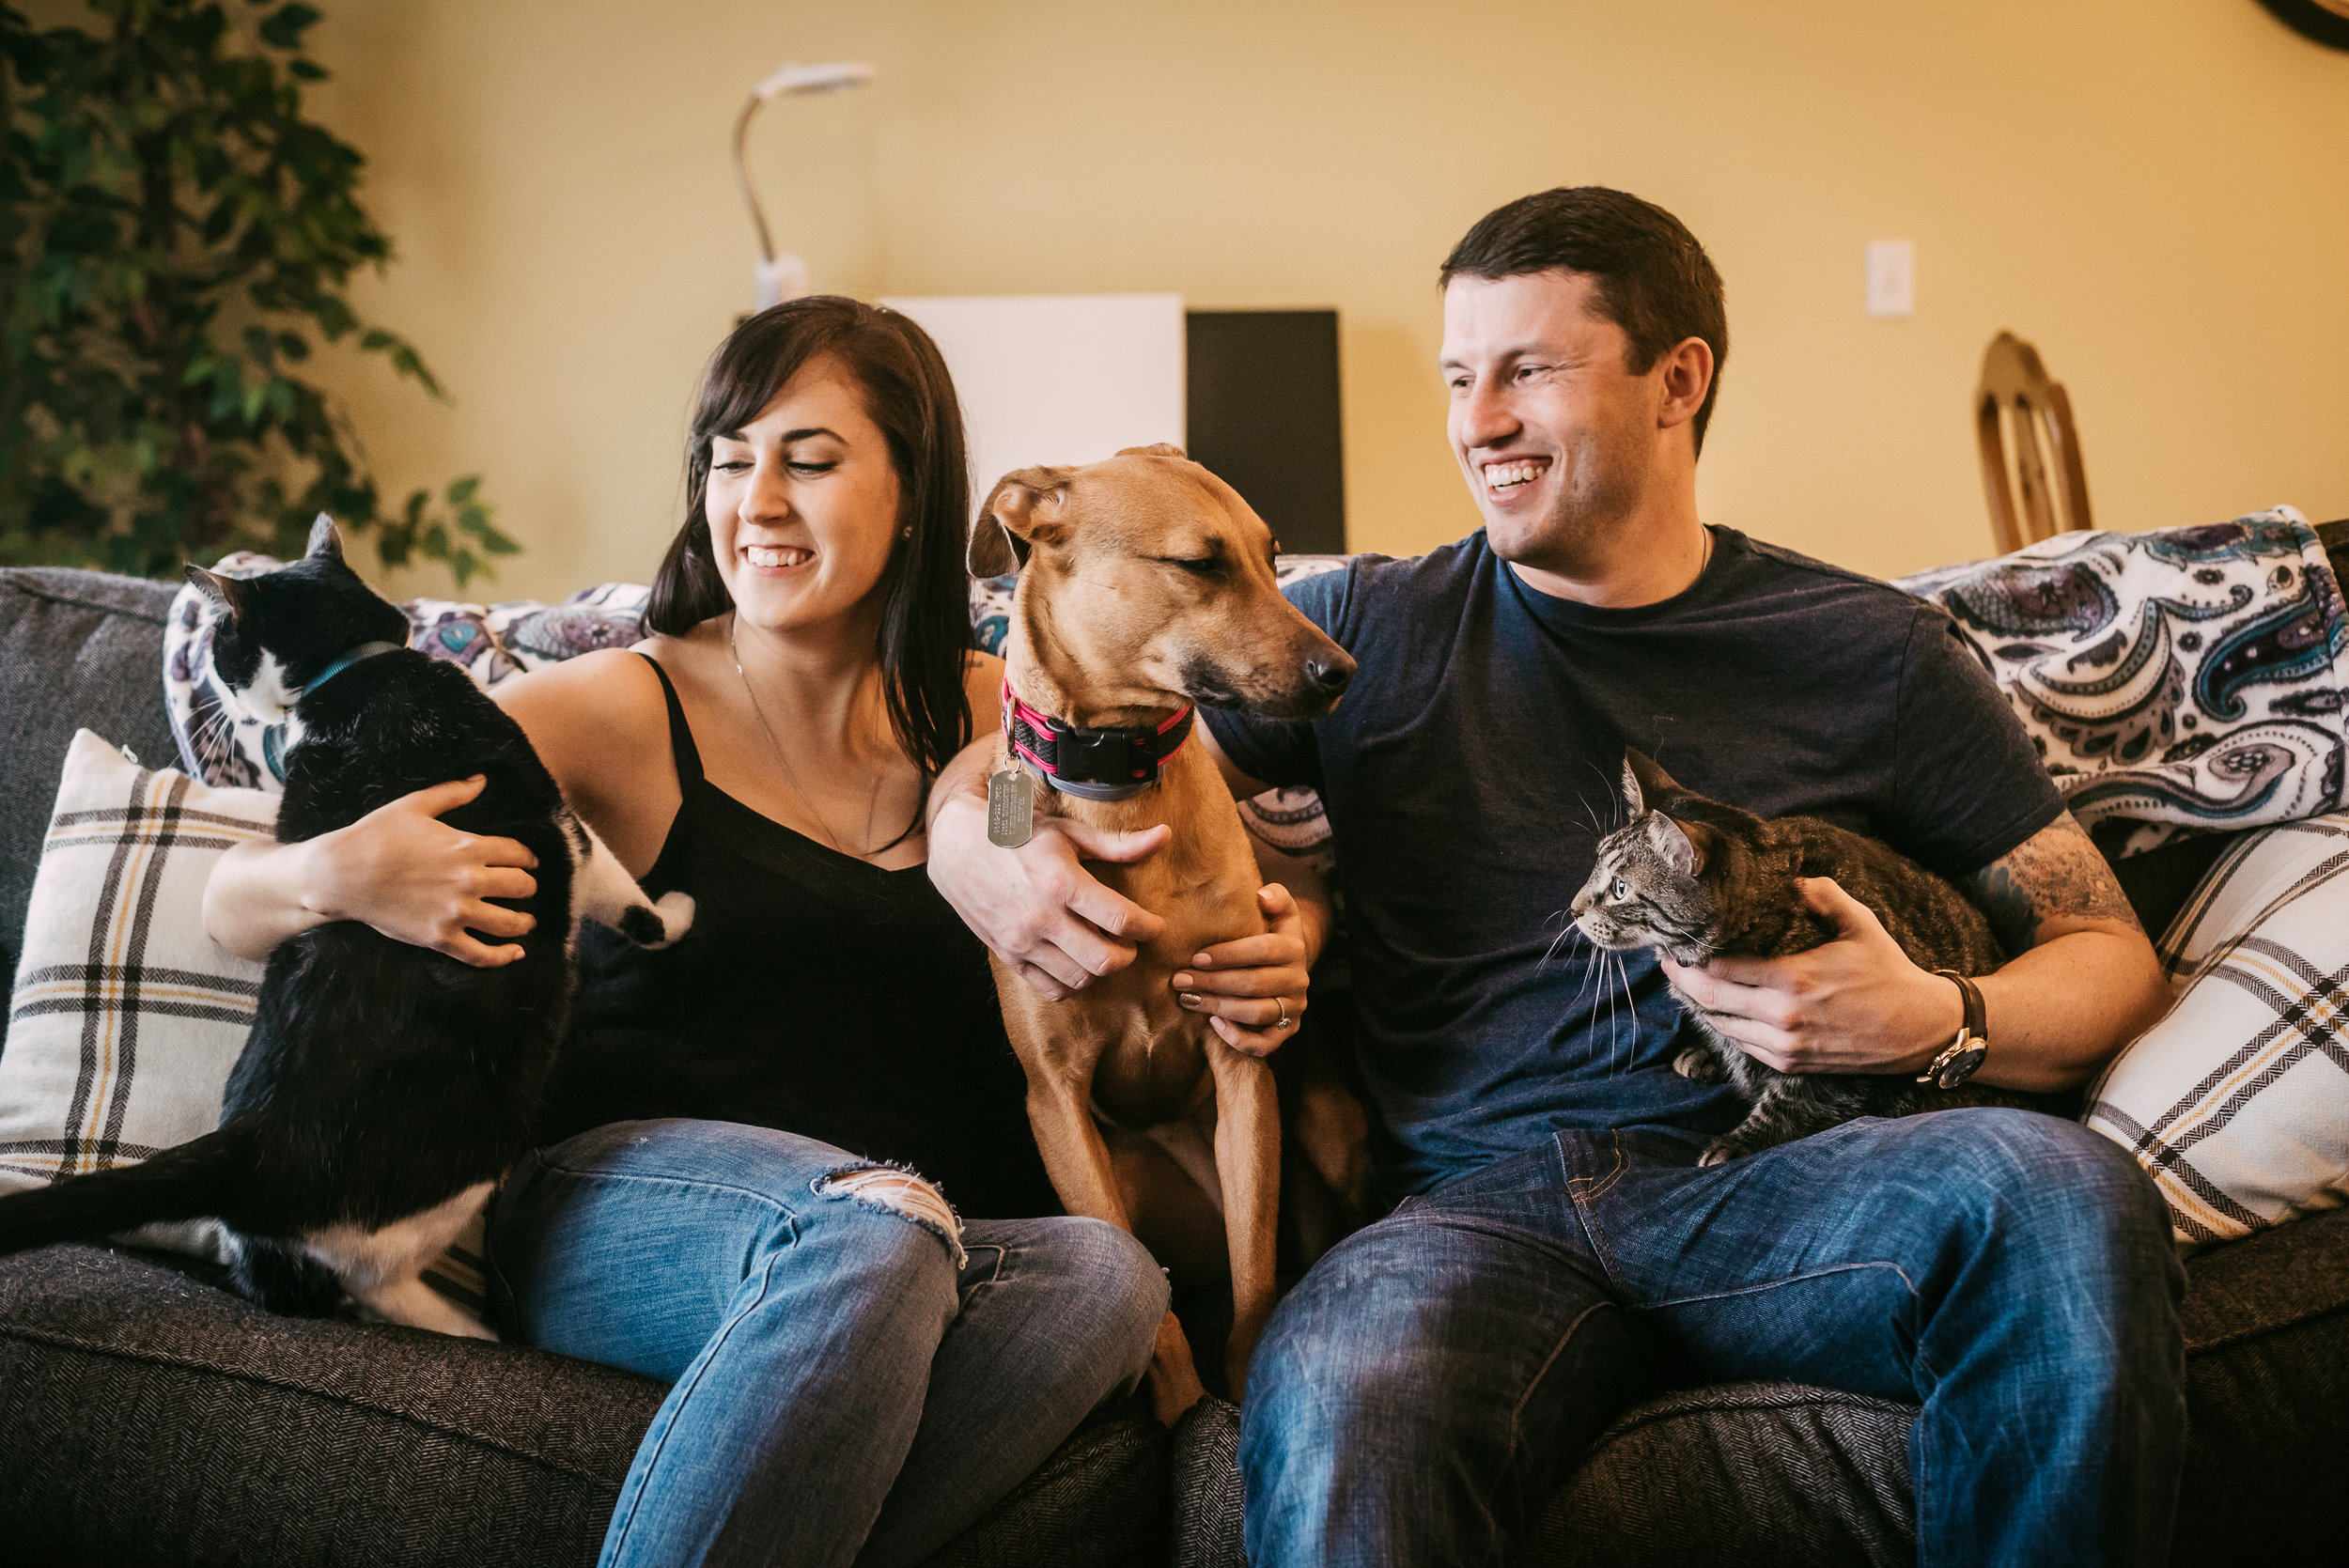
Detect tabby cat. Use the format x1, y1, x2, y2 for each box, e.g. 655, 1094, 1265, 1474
1571, 748, 2057, 1166
0, 520, 691, 1336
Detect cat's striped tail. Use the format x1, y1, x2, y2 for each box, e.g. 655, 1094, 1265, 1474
0, 1126, 255, 1255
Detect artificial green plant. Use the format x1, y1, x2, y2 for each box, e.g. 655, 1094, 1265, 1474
0, 0, 518, 583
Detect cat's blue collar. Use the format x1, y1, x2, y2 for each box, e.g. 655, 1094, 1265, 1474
304, 640, 405, 694
260, 640, 404, 784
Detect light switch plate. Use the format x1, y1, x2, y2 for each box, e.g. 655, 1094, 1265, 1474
1866, 240, 1916, 318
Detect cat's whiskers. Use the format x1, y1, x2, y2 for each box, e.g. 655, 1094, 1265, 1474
1538, 908, 1584, 972
1583, 760, 1630, 833
1601, 943, 1624, 1076
1607, 948, 1626, 1070
189, 705, 237, 763
1565, 930, 1606, 1029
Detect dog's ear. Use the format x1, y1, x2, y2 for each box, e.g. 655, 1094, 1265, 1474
970, 466, 1071, 577
184, 565, 252, 621
304, 514, 345, 563
1115, 442, 1188, 461
967, 512, 1023, 579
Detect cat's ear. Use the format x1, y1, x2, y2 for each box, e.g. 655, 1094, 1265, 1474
1646, 813, 1710, 877
1623, 749, 1685, 816
183, 566, 251, 622
305, 514, 346, 563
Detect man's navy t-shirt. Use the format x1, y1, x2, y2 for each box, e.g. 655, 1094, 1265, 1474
1202, 527, 2064, 1199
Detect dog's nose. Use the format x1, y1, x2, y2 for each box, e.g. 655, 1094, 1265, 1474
1304, 654, 1353, 696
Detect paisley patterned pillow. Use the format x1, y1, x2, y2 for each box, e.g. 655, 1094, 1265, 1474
165, 549, 1352, 851
164, 557, 653, 788
1893, 506, 2346, 860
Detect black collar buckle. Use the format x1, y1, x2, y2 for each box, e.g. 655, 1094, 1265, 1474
1055, 727, 1144, 786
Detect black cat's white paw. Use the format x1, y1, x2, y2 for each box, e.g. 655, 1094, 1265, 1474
617, 890, 694, 950
616, 891, 694, 950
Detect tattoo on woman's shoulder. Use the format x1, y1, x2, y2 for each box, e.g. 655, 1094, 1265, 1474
1960, 813, 2140, 952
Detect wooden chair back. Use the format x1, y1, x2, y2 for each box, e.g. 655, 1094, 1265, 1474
1976, 331, 2092, 554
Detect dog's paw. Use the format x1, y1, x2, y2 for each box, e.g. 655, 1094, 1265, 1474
1147, 1311, 1207, 1427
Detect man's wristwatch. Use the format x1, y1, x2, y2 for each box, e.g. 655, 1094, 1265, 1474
1920, 970, 1990, 1089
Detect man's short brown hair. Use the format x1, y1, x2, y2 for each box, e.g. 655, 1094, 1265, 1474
1441, 187, 1729, 456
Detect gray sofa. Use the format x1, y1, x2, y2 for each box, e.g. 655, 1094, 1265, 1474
3, 564, 2346, 1567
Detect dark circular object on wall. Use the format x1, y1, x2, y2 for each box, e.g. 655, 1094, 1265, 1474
2258, 0, 2349, 49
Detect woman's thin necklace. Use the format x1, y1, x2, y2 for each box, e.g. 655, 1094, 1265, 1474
729, 613, 870, 859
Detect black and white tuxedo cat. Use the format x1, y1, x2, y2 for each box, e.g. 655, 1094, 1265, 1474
0, 519, 689, 1337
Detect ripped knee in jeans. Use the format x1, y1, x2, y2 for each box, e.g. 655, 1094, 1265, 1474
815, 1163, 966, 1269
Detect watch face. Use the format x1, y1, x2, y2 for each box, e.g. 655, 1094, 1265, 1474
1935, 1044, 1990, 1091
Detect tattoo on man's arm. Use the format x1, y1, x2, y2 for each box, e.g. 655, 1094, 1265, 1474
1959, 813, 2142, 954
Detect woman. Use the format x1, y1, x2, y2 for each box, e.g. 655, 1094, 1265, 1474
203, 298, 1313, 1567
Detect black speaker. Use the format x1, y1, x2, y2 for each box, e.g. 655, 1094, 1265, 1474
1185, 310, 1346, 555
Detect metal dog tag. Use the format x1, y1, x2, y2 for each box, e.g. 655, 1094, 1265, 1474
987, 767, 1037, 848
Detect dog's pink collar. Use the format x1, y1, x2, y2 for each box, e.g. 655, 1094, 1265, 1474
1002, 677, 1194, 801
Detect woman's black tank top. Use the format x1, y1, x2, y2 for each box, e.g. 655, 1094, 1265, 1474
541, 653, 1059, 1219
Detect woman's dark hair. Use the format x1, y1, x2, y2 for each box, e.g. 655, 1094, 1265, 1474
1440, 186, 1729, 456
650, 297, 973, 834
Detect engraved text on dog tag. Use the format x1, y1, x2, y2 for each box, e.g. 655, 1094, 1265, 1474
988, 767, 1036, 848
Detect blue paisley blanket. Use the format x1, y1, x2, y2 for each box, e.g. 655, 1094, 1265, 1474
1894, 505, 2345, 860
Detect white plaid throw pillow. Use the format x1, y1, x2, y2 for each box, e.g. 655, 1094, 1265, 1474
0, 731, 274, 1261
2085, 813, 2349, 1249
0, 731, 493, 1319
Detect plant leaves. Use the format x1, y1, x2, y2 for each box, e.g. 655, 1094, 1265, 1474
257, 5, 324, 51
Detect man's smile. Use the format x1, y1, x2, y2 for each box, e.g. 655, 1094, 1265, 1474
1480, 457, 1551, 499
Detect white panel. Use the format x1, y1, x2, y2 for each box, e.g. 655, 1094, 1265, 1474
879, 293, 1186, 508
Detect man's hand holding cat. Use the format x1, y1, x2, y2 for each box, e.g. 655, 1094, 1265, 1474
1658, 876, 1964, 1076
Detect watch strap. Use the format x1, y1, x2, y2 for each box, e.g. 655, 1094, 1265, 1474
1920, 970, 1989, 1088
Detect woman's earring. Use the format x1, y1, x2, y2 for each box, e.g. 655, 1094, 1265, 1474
900, 525, 913, 539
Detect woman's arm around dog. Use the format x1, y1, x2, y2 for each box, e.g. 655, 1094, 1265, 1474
927, 723, 1333, 1054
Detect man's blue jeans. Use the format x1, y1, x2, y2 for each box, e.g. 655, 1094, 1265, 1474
486, 1119, 1168, 1568
1242, 1109, 2187, 1567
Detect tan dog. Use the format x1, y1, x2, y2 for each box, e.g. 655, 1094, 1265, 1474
970, 444, 1355, 1420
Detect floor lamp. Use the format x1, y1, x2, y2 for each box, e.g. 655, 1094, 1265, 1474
733, 60, 875, 311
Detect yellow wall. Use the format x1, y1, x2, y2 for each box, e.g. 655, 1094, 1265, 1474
302, 0, 2349, 603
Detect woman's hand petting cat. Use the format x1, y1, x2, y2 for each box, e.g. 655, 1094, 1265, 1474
1173, 883, 1319, 1058
1658, 876, 1966, 1076
303, 776, 542, 967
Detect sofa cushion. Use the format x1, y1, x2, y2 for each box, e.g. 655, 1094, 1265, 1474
2086, 813, 2349, 1248
0, 1240, 660, 1567
1518, 1205, 2349, 1568
1, 732, 277, 1263
0, 570, 183, 1049
0, 1239, 1173, 1567
1530, 1383, 1916, 1568
1161, 1204, 2349, 1567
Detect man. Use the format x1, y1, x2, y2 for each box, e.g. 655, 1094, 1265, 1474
928, 187, 2186, 1566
